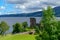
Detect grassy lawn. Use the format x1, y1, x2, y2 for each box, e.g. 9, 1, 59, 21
0, 34, 36, 40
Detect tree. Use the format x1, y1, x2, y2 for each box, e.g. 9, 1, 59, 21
42, 6, 58, 34
12, 23, 24, 34
36, 6, 58, 40
22, 22, 28, 28
18, 23, 24, 32
12, 23, 20, 34
0, 21, 9, 35
57, 21, 60, 40
22, 22, 29, 31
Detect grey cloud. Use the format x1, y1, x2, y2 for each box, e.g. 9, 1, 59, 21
6, 0, 27, 4
5, 0, 60, 13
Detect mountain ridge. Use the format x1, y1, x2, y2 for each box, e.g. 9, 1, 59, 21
0, 6, 60, 17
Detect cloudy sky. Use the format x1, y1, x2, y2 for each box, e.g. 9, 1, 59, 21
0, 0, 60, 15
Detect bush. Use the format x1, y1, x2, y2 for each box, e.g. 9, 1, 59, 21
36, 31, 49, 40
12, 22, 29, 34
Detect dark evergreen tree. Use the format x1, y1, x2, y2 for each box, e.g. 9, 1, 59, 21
12, 23, 20, 34
22, 22, 28, 28
12, 23, 24, 34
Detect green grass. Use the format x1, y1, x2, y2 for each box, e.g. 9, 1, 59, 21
0, 34, 36, 40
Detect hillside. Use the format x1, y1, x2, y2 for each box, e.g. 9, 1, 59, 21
0, 34, 36, 40
0, 6, 60, 17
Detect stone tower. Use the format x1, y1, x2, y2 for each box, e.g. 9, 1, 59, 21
30, 18, 36, 28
